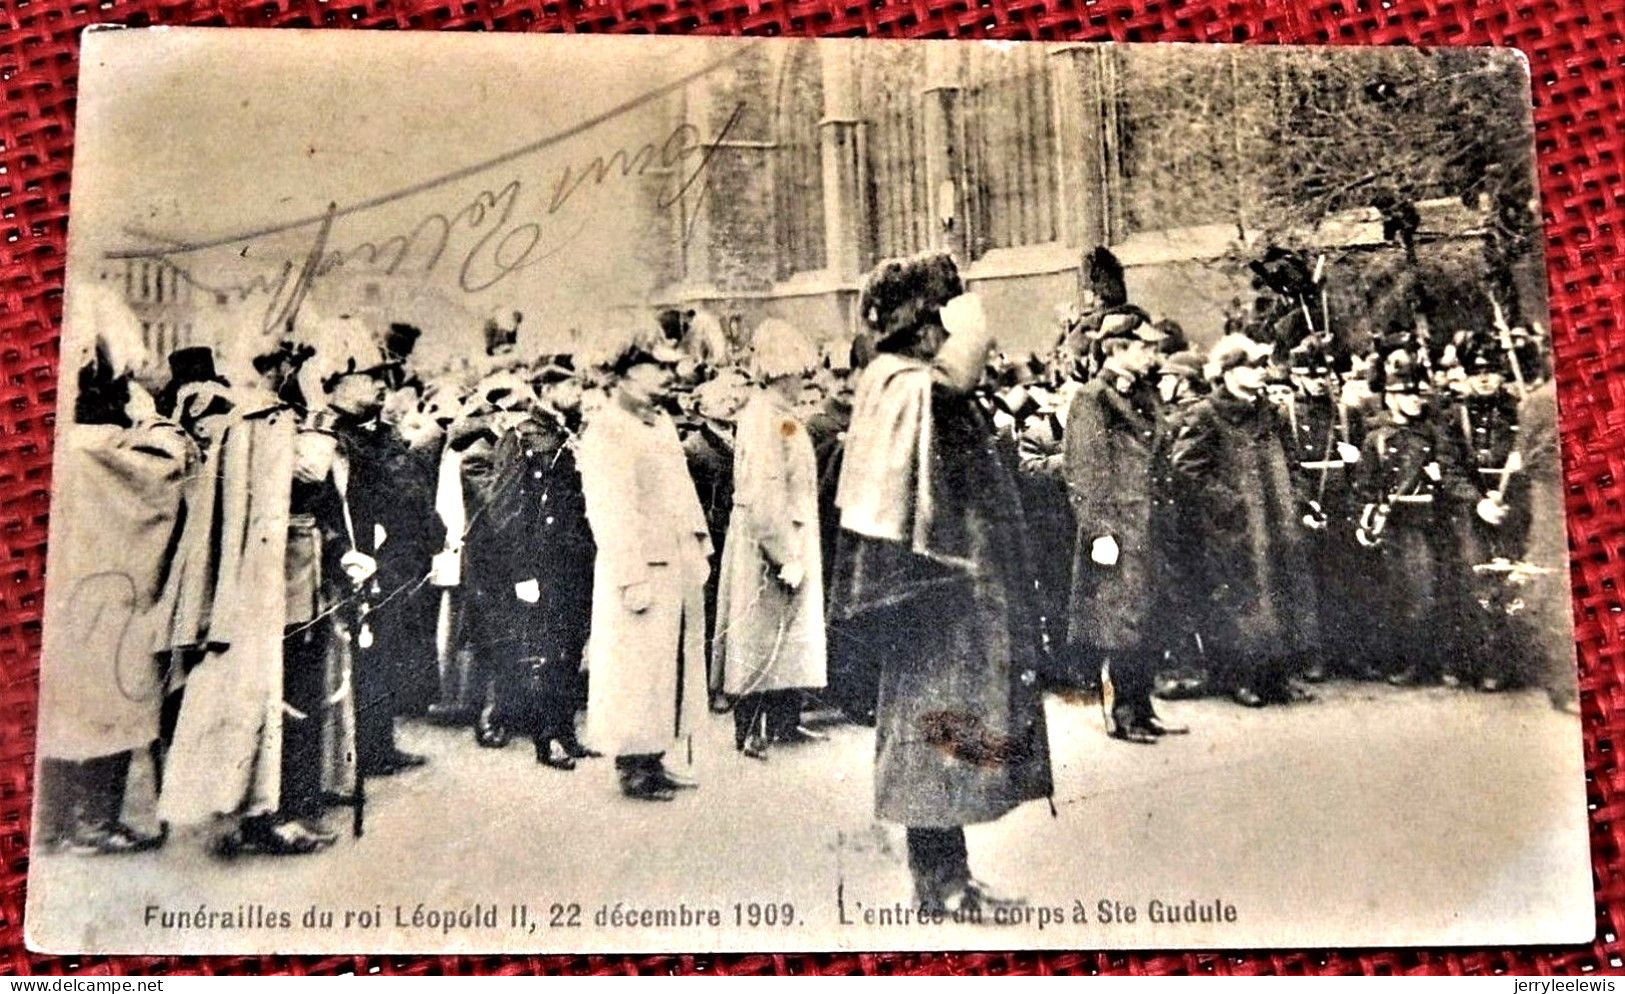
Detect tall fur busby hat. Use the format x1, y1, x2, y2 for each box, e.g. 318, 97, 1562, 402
1085, 246, 1128, 309
1248, 246, 1317, 302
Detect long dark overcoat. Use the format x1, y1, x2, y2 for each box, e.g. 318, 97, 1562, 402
1171, 390, 1319, 658
1062, 376, 1169, 653
830, 354, 1052, 829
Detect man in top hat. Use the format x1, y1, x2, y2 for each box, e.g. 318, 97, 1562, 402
1061, 311, 1186, 742
156, 345, 229, 419
1171, 334, 1319, 708
160, 329, 356, 855
578, 340, 712, 801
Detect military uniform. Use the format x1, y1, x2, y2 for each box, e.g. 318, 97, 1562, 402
476, 410, 597, 766
1352, 354, 1479, 683
1281, 365, 1366, 678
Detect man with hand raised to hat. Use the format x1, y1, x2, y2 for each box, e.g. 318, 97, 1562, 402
831, 251, 1052, 916
159, 329, 354, 856
578, 339, 712, 802
1062, 311, 1187, 743
1171, 334, 1320, 709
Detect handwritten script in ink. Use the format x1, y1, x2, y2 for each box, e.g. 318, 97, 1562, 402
104, 47, 757, 334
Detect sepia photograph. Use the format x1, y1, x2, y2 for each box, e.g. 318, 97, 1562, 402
24, 28, 1591, 954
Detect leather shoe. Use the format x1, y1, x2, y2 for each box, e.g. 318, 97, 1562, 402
777, 725, 827, 744
943, 878, 1026, 917
387, 750, 428, 770
1143, 715, 1189, 736
1107, 724, 1158, 744
651, 766, 699, 790
563, 737, 602, 759
620, 775, 676, 802
66, 821, 164, 856
1232, 686, 1267, 708
536, 739, 576, 771
739, 734, 769, 761
475, 722, 511, 749
295, 818, 338, 846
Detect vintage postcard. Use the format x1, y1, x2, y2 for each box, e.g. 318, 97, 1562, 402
26, 28, 1590, 953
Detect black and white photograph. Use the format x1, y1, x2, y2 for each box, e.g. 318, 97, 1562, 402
25, 28, 1590, 953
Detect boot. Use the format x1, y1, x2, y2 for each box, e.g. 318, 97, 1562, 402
474, 702, 510, 749
535, 738, 576, 771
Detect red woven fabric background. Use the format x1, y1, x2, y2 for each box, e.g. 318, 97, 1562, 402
1, 0, 1622, 977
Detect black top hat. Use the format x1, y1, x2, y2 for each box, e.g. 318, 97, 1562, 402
385, 323, 422, 364
168, 346, 223, 386
158, 345, 230, 417
484, 320, 518, 357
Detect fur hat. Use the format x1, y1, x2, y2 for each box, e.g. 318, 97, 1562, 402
1086, 246, 1127, 308
860, 252, 964, 352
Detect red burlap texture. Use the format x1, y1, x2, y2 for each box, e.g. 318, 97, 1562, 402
2, 0, 1623, 977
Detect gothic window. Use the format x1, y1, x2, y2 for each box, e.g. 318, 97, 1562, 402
860, 44, 931, 263
775, 43, 827, 277
966, 44, 1061, 255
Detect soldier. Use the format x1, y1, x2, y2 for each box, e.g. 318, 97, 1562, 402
579, 341, 713, 802
324, 347, 437, 779
1281, 339, 1365, 681
1150, 350, 1211, 702
1059, 246, 1152, 373
1061, 313, 1185, 743
712, 319, 829, 759
1172, 334, 1319, 708
458, 371, 543, 749
1352, 349, 1482, 685
472, 360, 599, 769
1440, 337, 1523, 690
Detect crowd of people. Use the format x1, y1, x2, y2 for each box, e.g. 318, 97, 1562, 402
35, 241, 1571, 916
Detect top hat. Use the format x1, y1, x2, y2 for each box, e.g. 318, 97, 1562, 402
484, 320, 518, 357
384, 323, 422, 365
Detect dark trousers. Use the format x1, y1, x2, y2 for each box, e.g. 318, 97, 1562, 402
906, 826, 969, 905
1102, 649, 1159, 720
280, 625, 327, 819
732, 690, 800, 747
502, 657, 579, 745
37, 751, 132, 843
354, 642, 399, 774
